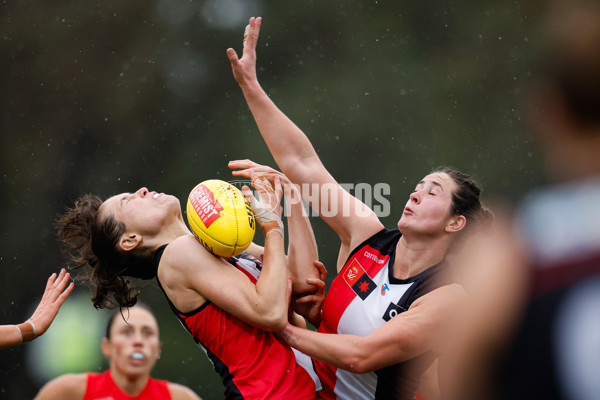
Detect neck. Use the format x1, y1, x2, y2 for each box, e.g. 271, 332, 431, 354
109, 368, 149, 396
148, 217, 193, 250
393, 234, 450, 279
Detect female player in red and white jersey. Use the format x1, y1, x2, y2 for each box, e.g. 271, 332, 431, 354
56, 167, 322, 400
227, 17, 493, 400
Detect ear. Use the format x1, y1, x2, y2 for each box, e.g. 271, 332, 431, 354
119, 233, 142, 252
445, 215, 466, 233
101, 337, 111, 358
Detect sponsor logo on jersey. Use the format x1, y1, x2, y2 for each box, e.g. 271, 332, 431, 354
190, 184, 224, 228
381, 283, 390, 295
382, 302, 407, 322
363, 250, 388, 265
343, 258, 375, 300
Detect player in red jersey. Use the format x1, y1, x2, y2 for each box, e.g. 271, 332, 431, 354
228, 17, 492, 400
56, 164, 321, 399
34, 305, 202, 400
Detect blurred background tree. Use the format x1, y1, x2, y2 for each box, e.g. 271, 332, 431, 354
0, 0, 547, 398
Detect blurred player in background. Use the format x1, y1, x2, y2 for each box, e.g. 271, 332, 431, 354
34, 305, 202, 400
443, 1, 600, 399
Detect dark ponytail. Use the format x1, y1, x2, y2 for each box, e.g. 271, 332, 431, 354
56, 194, 155, 309
432, 167, 494, 249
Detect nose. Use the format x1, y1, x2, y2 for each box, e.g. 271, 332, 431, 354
135, 187, 149, 198
409, 191, 421, 204
133, 331, 144, 343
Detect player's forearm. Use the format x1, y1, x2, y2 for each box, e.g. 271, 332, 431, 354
286, 187, 319, 293
280, 323, 375, 373
0, 325, 24, 349
254, 228, 289, 330
240, 81, 320, 182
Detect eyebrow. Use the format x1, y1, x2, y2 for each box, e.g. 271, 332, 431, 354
417, 180, 444, 191
119, 193, 132, 206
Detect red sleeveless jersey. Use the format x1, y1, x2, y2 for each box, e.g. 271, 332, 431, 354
156, 249, 320, 400
83, 370, 171, 400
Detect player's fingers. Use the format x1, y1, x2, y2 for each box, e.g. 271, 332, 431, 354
313, 261, 327, 280
306, 277, 325, 288
241, 185, 256, 204
243, 17, 261, 54
295, 295, 318, 305
57, 282, 75, 304
273, 176, 283, 202
45, 272, 58, 291
226, 48, 240, 64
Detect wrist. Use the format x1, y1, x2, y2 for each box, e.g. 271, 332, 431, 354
17, 319, 37, 343
262, 221, 284, 238
240, 79, 262, 95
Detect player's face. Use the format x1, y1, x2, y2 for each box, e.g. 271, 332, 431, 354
102, 307, 161, 380
100, 187, 181, 238
397, 172, 458, 235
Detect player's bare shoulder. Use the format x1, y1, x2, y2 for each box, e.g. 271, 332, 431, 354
411, 283, 467, 312
168, 382, 203, 400
34, 373, 87, 400
159, 235, 215, 277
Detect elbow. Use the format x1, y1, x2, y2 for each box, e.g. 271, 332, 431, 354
339, 350, 372, 374
263, 315, 288, 332
256, 308, 288, 332
334, 340, 373, 374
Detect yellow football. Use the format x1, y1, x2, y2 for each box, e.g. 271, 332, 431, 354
186, 179, 255, 257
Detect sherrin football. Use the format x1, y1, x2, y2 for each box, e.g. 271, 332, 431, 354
186, 179, 255, 257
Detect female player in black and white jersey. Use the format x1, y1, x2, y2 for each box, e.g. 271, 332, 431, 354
227, 17, 493, 400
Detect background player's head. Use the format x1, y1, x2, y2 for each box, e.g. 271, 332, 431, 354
527, 0, 600, 181
102, 305, 161, 380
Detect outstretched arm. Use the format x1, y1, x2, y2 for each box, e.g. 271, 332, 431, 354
227, 17, 384, 267
230, 159, 319, 293
279, 284, 465, 373
1, 269, 74, 350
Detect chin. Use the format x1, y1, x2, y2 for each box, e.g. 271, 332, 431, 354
397, 217, 407, 230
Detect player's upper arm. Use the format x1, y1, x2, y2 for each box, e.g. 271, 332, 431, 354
34, 374, 87, 400
162, 235, 287, 330
169, 382, 203, 400
244, 242, 264, 260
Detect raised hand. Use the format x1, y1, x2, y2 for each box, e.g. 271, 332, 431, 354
226, 16, 262, 88
242, 172, 284, 236
230, 159, 302, 208
28, 268, 75, 336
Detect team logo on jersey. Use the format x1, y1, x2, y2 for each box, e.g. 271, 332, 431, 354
382, 302, 407, 322
343, 258, 375, 300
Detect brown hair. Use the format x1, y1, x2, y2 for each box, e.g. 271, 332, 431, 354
432, 167, 494, 248
56, 194, 156, 309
